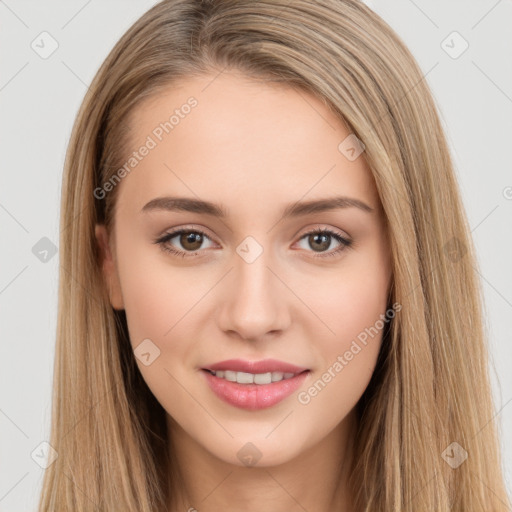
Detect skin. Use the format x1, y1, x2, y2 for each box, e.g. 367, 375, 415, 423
96, 70, 392, 512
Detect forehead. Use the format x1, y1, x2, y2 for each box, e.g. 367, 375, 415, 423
116, 72, 379, 214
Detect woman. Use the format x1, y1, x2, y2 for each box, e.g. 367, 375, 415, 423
39, 0, 511, 510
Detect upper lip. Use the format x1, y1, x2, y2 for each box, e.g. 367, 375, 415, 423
202, 358, 309, 374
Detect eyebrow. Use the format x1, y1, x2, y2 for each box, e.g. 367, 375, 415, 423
140, 195, 374, 217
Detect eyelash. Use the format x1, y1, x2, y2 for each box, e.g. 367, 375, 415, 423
154, 226, 353, 259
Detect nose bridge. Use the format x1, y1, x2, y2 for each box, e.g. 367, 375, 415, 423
217, 236, 290, 340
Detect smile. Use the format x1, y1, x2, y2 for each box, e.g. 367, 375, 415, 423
201, 369, 310, 410
204, 369, 299, 384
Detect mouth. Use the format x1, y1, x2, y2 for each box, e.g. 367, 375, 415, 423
202, 368, 307, 385
200, 360, 311, 410
202, 358, 309, 375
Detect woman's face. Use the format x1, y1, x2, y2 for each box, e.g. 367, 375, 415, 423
96, 71, 392, 467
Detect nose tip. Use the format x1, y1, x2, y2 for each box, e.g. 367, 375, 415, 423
215, 250, 291, 341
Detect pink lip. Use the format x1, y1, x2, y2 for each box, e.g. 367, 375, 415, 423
203, 358, 309, 374
202, 370, 310, 410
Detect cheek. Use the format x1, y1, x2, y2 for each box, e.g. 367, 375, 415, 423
294, 246, 390, 419
115, 238, 206, 345
303, 242, 391, 355
310, 281, 387, 387
116, 258, 203, 414
121, 272, 178, 346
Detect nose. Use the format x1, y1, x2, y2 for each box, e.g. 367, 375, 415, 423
216, 245, 291, 342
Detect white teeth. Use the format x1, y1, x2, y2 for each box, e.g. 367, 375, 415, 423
237, 371, 254, 384
224, 370, 237, 382
254, 372, 272, 384
210, 370, 298, 384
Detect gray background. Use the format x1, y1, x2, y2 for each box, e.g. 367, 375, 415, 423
1, 1, 511, 510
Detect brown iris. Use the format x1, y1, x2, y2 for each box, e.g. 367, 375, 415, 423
308, 233, 331, 252
180, 232, 203, 251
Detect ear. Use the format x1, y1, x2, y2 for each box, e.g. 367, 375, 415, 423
95, 224, 125, 310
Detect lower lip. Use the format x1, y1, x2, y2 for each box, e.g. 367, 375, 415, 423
202, 370, 310, 410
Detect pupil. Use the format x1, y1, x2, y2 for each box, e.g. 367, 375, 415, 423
181, 232, 202, 250
310, 233, 329, 252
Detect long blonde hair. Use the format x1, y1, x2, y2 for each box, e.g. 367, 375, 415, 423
39, 1, 511, 510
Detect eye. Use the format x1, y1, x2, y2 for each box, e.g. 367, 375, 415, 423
295, 227, 352, 258
154, 227, 215, 258
154, 225, 353, 259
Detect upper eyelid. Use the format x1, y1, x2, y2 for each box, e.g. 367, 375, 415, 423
160, 225, 219, 244
294, 224, 350, 240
